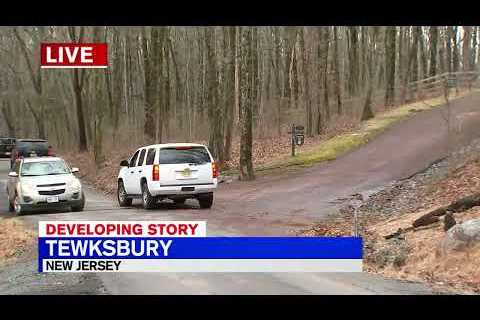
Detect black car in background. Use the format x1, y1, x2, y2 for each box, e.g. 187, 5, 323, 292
10, 139, 54, 169
0, 137, 16, 158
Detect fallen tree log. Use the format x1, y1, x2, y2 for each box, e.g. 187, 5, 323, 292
384, 192, 480, 239
412, 192, 480, 228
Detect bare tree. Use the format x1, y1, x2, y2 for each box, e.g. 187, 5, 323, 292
332, 26, 342, 115
384, 26, 396, 107
224, 26, 236, 162
299, 28, 313, 137
429, 26, 438, 77
13, 27, 47, 139
205, 27, 224, 164
239, 27, 255, 181
67, 26, 88, 151
362, 27, 379, 121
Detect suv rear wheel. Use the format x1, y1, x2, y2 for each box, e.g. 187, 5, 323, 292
198, 193, 213, 209
117, 180, 132, 207
142, 182, 156, 210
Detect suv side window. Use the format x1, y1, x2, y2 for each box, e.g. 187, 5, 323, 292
129, 150, 140, 167
137, 149, 146, 167
145, 148, 156, 165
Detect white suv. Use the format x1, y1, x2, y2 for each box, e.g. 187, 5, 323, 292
117, 143, 218, 209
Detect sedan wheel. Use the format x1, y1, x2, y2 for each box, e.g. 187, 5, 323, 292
14, 196, 23, 215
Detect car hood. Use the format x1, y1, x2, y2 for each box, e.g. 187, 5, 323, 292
21, 174, 78, 186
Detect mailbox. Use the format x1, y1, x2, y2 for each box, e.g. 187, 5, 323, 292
294, 125, 305, 134
290, 124, 306, 156
294, 125, 305, 146
295, 134, 305, 146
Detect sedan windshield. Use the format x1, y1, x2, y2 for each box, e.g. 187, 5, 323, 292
21, 161, 71, 176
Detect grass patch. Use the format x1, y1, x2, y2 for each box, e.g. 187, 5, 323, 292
223, 90, 476, 177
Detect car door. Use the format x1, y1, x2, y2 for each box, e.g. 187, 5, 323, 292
123, 149, 140, 195
132, 148, 147, 194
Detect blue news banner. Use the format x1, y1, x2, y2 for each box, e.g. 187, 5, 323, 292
38, 236, 363, 273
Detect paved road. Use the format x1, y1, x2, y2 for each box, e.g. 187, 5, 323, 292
0, 159, 434, 294
2, 92, 480, 294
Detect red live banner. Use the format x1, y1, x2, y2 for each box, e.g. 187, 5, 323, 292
41, 43, 108, 68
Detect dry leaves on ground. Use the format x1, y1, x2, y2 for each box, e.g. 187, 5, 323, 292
0, 218, 36, 264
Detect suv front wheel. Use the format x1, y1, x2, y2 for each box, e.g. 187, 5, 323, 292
142, 182, 156, 210
198, 193, 213, 209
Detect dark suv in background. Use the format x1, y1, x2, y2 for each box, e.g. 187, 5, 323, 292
0, 138, 16, 158
10, 139, 54, 169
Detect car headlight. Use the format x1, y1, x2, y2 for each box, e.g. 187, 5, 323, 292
21, 183, 36, 196
68, 178, 82, 192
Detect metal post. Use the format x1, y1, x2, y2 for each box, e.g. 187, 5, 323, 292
291, 123, 296, 157
353, 208, 358, 237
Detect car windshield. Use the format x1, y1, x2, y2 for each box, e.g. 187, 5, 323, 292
21, 161, 71, 176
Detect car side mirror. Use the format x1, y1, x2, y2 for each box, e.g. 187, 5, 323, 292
8, 172, 18, 177
71, 167, 79, 173
120, 160, 129, 167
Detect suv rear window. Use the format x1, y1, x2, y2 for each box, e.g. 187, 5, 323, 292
0, 138, 14, 145
16, 141, 49, 156
159, 147, 211, 165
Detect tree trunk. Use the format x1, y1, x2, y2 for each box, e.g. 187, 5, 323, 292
93, 27, 105, 168
406, 26, 420, 100
463, 26, 472, 71
13, 28, 46, 139
438, 27, 445, 74
288, 28, 299, 110
317, 27, 329, 134
322, 27, 330, 127
362, 27, 378, 121
142, 28, 156, 142
205, 27, 224, 164
429, 26, 438, 77
299, 28, 313, 137
348, 26, 359, 97
72, 69, 88, 151
451, 26, 460, 72
332, 26, 342, 115
384, 26, 396, 107
446, 26, 453, 73
239, 27, 255, 181
224, 27, 236, 162
419, 27, 429, 80
471, 27, 478, 71
1, 101, 16, 137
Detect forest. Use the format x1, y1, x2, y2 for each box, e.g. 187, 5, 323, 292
0, 26, 479, 180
